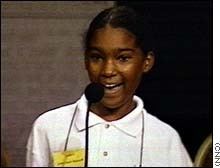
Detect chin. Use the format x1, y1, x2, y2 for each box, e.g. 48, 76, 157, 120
100, 99, 123, 110
101, 95, 132, 110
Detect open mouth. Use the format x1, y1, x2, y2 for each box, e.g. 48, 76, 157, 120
103, 83, 123, 94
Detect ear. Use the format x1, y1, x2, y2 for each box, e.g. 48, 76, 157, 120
143, 51, 155, 73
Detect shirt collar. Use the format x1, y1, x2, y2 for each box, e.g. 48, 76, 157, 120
74, 94, 144, 137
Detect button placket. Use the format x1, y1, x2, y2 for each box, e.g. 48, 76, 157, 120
102, 123, 110, 159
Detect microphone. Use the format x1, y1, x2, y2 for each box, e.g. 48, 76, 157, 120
84, 83, 104, 167
85, 82, 104, 104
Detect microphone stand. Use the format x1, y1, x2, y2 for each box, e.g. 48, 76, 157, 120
84, 102, 91, 167
84, 82, 104, 167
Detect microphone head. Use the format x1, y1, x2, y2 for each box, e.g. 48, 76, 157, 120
85, 83, 104, 103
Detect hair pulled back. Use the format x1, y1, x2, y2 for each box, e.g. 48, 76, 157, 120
84, 6, 154, 54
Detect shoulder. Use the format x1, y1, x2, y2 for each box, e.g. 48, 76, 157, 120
30, 95, 88, 132
143, 111, 193, 166
134, 95, 180, 138
32, 102, 77, 130
143, 110, 187, 155
144, 110, 180, 140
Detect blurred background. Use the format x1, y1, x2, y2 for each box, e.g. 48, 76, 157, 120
1, 1, 212, 166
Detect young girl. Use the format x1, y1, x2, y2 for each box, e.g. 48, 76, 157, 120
26, 6, 193, 167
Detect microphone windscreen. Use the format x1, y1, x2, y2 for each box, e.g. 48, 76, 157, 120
85, 83, 104, 103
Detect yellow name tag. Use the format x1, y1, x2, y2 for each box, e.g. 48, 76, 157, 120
52, 149, 85, 167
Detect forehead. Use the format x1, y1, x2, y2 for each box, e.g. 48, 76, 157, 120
88, 25, 138, 49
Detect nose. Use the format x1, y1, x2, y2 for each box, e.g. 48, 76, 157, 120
101, 59, 117, 78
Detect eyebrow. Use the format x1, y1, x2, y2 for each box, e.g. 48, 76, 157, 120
86, 46, 135, 53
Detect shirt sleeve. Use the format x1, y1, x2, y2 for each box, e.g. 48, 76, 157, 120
26, 118, 50, 167
169, 131, 193, 167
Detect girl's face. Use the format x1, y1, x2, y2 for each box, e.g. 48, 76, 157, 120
85, 25, 153, 110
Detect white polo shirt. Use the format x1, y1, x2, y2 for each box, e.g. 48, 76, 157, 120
26, 95, 193, 167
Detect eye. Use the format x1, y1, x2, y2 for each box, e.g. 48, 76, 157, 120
87, 53, 104, 62
117, 55, 131, 62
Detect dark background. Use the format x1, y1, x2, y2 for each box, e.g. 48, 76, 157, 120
117, 0, 212, 160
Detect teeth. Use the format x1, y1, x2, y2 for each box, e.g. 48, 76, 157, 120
105, 84, 116, 88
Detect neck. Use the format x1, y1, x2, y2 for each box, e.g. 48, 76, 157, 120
90, 99, 136, 121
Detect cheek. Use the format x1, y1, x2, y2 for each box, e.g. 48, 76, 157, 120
86, 64, 101, 81
125, 62, 144, 77
123, 66, 143, 87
